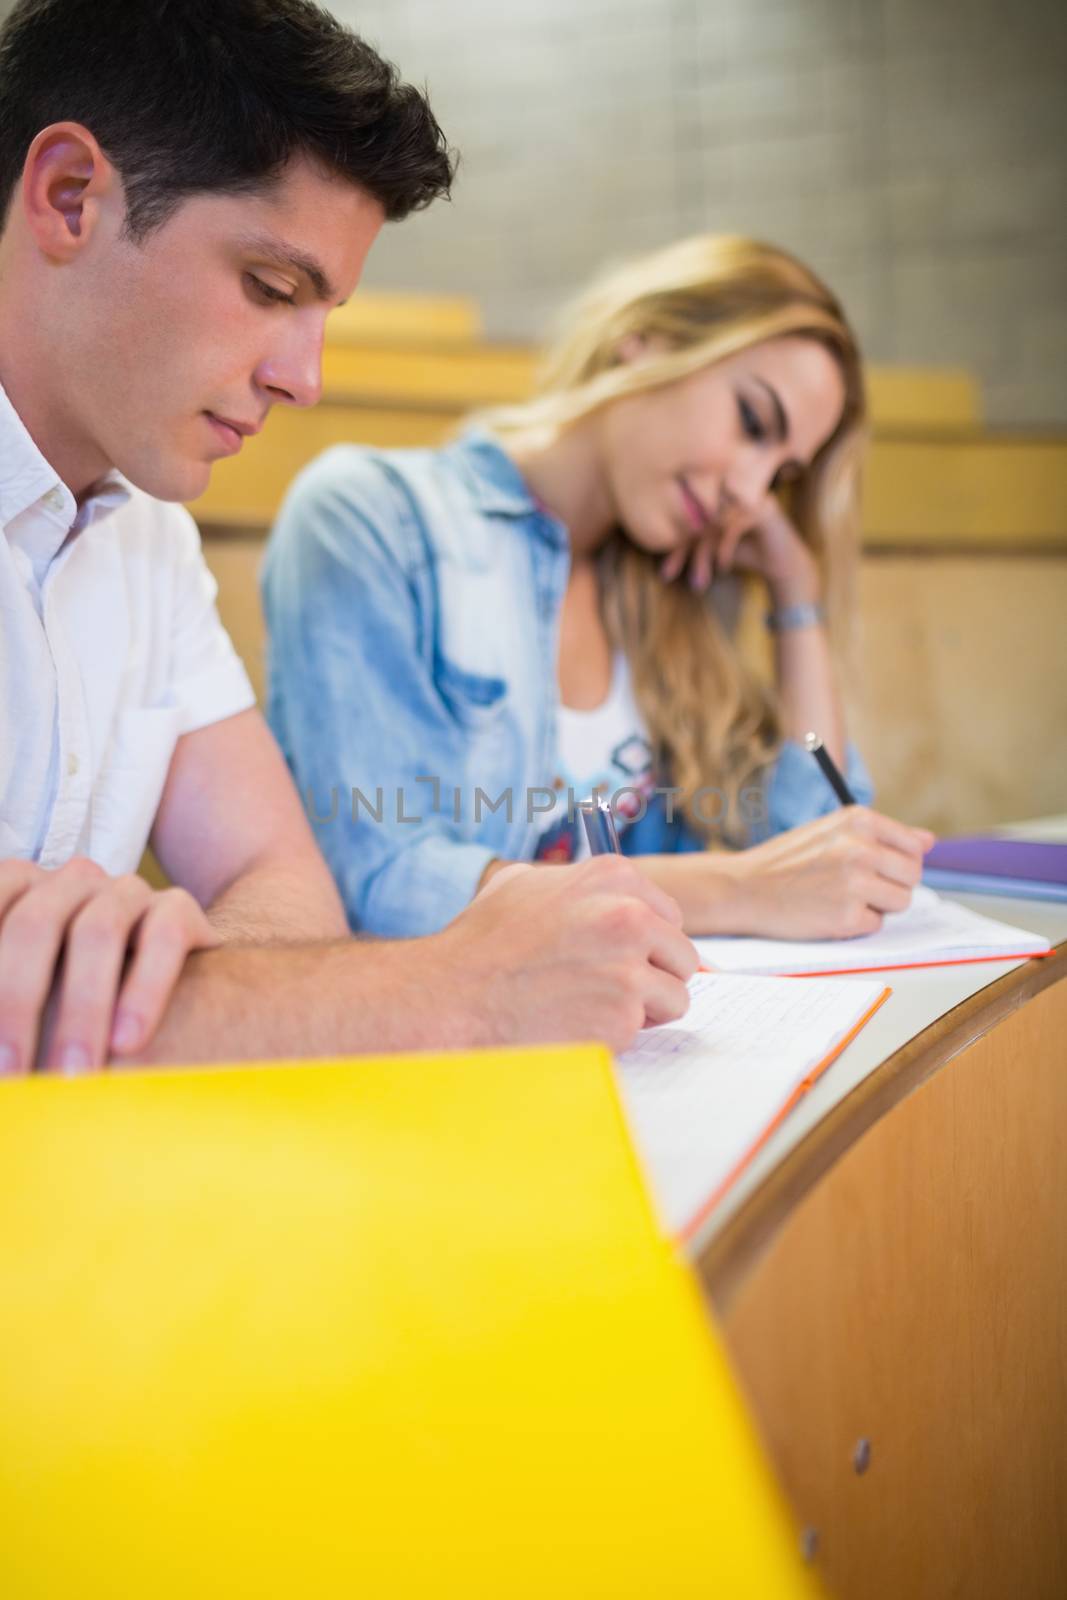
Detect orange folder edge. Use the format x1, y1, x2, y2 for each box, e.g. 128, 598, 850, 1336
676, 983, 893, 1245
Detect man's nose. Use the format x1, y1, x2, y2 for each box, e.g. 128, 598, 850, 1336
255, 319, 325, 410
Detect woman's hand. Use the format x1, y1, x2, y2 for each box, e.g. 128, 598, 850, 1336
711, 808, 936, 940
661, 500, 819, 606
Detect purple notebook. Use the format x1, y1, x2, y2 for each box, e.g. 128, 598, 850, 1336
924, 837, 1067, 886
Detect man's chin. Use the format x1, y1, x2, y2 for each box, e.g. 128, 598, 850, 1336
117, 455, 213, 505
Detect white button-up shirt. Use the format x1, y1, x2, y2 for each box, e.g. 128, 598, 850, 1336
0, 381, 255, 874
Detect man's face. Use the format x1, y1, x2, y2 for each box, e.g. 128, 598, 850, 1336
63, 156, 385, 502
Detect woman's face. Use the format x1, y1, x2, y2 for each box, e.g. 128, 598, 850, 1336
597, 334, 848, 556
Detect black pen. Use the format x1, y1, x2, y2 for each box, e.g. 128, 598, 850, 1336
803, 731, 856, 806
580, 796, 622, 855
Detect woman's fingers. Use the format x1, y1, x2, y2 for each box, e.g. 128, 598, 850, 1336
660, 548, 687, 584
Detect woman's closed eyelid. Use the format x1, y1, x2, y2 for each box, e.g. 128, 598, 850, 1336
737, 394, 766, 441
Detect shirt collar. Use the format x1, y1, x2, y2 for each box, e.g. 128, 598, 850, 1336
0, 378, 131, 565
450, 428, 559, 518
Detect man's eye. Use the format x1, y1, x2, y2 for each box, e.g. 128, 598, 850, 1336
246, 274, 295, 306
738, 396, 765, 442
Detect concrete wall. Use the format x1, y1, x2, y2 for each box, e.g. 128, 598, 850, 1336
333, 0, 1067, 427
1, 0, 1063, 422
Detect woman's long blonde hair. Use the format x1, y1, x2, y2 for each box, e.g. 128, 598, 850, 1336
482, 235, 867, 841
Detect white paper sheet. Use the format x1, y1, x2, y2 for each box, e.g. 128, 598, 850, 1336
615, 971, 888, 1237
694, 886, 1051, 976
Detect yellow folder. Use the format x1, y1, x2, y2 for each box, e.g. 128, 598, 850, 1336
0, 1046, 819, 1598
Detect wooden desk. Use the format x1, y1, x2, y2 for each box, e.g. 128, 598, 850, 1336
693, 885, 1067, 1599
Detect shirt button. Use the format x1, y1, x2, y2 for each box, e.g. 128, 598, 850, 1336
67, 753, 80, 777
46, 487, 66, 511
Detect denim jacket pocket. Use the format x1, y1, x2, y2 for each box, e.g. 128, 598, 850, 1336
435, 655, 508, 730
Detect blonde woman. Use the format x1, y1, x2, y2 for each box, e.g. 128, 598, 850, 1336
262, 236, 933, 938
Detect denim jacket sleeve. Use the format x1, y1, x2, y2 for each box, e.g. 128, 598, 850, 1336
261, 446, 498, 936
749, 737, 876, 845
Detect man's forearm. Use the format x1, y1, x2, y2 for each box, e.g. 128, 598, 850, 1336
120, 934, 490, 1067
204, 858, 350, 945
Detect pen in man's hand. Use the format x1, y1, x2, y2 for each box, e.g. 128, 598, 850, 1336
580, 796, 622, 856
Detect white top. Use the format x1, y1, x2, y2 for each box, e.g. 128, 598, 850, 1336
0, 381, 254, 875
535, 654, 655, 861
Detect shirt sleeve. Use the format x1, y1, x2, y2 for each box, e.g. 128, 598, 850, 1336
752, 737, 876, 843
163, 505, 256, 735
261, 447, 497, 937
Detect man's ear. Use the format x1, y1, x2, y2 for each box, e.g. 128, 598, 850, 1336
19, 122, 118, 260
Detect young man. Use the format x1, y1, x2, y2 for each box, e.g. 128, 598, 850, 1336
0, 0, 697, 1075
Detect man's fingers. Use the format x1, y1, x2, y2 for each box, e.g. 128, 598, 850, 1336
641, 969, 693, 1029
110, 890, 217, 1059
42, 875, 154, 1074
645, 919, 701, 983
0, 859, 107, 1076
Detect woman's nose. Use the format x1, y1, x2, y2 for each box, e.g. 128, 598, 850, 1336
723, 458, 772, 519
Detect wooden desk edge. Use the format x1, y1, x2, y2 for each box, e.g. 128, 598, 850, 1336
698, 940, 1067, 1315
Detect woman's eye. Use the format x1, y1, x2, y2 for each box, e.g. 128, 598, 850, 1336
738, 395, 765, 442
770, 461, 803, 492
246, 274, 295, 306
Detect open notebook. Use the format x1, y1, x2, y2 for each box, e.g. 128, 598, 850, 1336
694, 886, 1052, 977
615, 971, 889, 1240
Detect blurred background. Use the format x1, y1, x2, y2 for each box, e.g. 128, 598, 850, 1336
3, 0, 1062, 832
340, 0, 1067, 428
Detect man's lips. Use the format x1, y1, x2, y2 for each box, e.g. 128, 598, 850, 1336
204, 412, 263, 454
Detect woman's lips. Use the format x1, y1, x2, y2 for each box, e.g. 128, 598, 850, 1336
677, 475, 711, 534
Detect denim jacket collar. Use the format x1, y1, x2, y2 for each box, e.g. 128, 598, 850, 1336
446, 429, 570, 550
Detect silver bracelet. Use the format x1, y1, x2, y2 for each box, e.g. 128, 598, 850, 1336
765, 601, 826, 633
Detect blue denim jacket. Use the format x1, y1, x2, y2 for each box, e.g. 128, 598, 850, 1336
262, 432, 873, 936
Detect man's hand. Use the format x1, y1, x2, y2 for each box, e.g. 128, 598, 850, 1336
0, 858, 219, 1076
719, 808, 936, 940
436, 855, 699, 1054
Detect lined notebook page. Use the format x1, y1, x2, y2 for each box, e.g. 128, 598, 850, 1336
694, 886, 1051, 976
615, 972, 888, 1239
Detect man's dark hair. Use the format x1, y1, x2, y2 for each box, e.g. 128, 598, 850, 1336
0, 0, 454, 238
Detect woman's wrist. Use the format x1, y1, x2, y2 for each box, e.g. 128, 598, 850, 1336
681, 851, 758, 937
765, 598, 826, 633
767, 566, 822, 611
